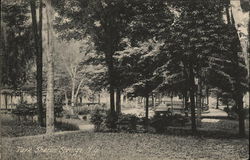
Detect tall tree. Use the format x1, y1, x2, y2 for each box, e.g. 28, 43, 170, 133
45, 0, 55, 134
240, 0, 250, 113
229, 9, 247, 137
30, 0, 44, 126
0, 0, 3, 89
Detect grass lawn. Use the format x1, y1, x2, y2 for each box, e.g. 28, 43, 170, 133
0, 114, 82, 138
1, 132, 249, 160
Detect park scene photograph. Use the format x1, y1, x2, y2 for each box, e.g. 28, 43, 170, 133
0, 0, 249, 159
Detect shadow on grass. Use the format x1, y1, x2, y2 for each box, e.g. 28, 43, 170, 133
55, 121, 79, 131
160, 118, 249, 139
1, 113, 80, 138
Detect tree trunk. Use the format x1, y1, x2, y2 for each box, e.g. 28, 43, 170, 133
202, 97, 205, 111
73, 78, 84, 106
216, 95, 219, 109
183, 62, 189, 110
248, 12, 250, 111
106, 52, 115, 113
123, 95, 127, 104
159, 94, 162, 103
110, 86, 115, 113
64, 90, 68, 107
226, 98, 229, 110
189, 62, 197, 133
206, 86, 209, 106
170, 93, 173, 113
4, 94, 7, 109
45, 0, 55, 134
116, 89, 121, 114
236, 0, 250, 136
145, 95, 149, 129
0, 0, 3, 109
197, 77, 202, 127
98, 93, 100, 104
80, 96, 83, 104
30, 0, 44, 126
20, 92, 24, 104
236, 94, 245, 137
151, 94, 154, 107
71, 80, 75, 107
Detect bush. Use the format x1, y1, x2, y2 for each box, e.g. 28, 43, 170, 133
90, 110, 141, 132
90, 109, 106, 132
223, 107, 230, 113
117, 114, 139, 132
78, 109, 90, 115
105, 111, 118, 131
12, 102, 37, 119
224, 106, 249, 120
150, 113, 189, 133
150, 114, 172, 133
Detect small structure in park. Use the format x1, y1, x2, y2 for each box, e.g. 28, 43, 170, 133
0, 84, 38, 111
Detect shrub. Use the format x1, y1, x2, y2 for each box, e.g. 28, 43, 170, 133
12, 102, 37, 119
223, 107, 230, 113
171, 114, 189, 126
90, 109, 106, 132
117, 114, 139, 132
65, 114, 71, 119
105, 111, 118, 131
150, 114, 172, 133
78, 109, 90, 115
224, 106, 249, 120
150, 113, 189, 133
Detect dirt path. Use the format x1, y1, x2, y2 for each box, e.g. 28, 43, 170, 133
202, 108, 228, 117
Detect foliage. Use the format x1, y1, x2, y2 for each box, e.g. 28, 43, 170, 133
90, 109, 107, 131
12, 102, 37, 118
11, 101, 63, 119
53, 0, 175, 113
150, 113, 189, 133
152, 0, 248, 134
1, 0, 35, 89
104, 110, 119, 131
0, 114, 80, 138
54, 39, 105, 106
77, 109, 90, 116
1, 113, 46, 138
90, 110, 141, 132
118, 39, 166, 97
224, 106, 249, 120
117, 114, 139, 132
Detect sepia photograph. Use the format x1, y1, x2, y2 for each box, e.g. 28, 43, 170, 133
0, 0, 249, 159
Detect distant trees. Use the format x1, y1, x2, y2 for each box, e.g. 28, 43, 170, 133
55, 40, 93, 107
